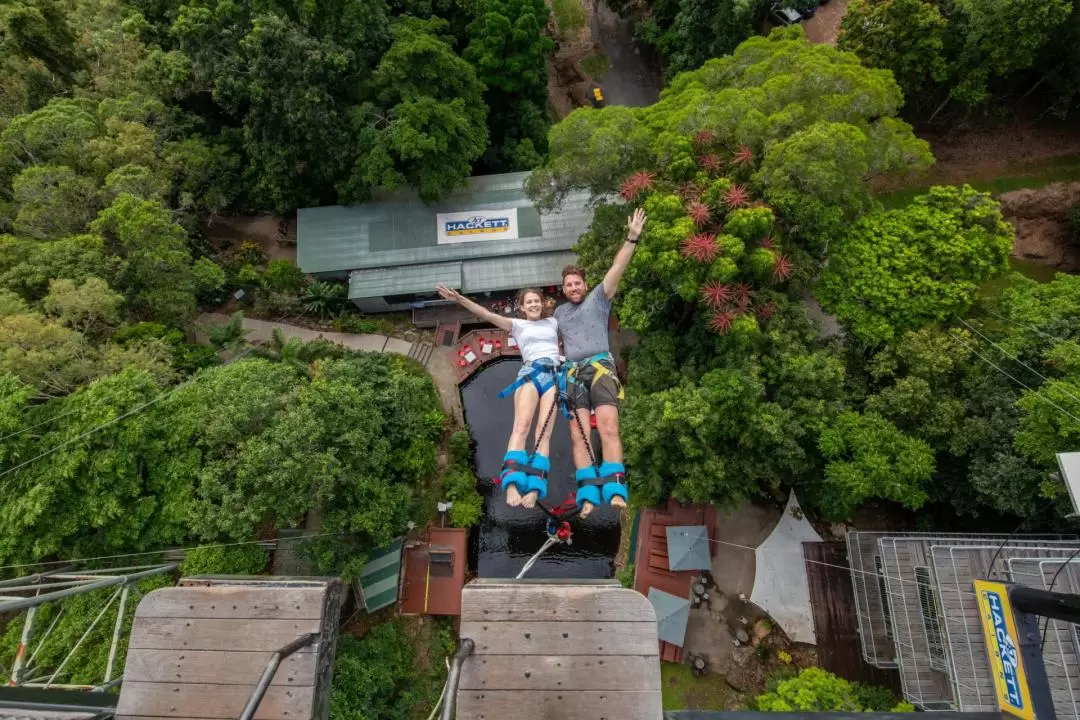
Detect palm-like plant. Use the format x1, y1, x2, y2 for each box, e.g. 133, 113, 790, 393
302, 281, 347, 318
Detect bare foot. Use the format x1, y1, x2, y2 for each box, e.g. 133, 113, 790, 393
612, 496, 627, 510
521, 490, 539, 508
579, 500, 595, 519
506, 484, 523, 507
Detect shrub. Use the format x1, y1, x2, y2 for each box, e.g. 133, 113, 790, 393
332, 314, 378, 334
755, 667, 912, 712
263, 259, 306, 293
616, 563, 635, 588
329, 622, 418, 720
181, 544, 269, 576
448, 430, 473, 463
445, 464, 483, 528
236, 263, 262, 286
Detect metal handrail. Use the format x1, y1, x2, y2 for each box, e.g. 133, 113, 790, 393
238, 633, 319, 720
440, 638, 474, 720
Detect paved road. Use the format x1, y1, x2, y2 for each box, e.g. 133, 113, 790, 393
590, 0, 660, 107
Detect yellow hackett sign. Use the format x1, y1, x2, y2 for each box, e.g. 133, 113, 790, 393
974, 580, 1035, 720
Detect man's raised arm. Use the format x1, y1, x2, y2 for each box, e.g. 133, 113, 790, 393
602, 208, 647, 299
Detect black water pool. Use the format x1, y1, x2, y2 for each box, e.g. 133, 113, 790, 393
463, 359, 621, 579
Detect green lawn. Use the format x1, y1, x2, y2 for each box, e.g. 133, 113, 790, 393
661, 662, 749, 711
876, 153, 1080, 209
550, 0, 586, 37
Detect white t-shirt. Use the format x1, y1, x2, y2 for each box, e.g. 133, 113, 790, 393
511, 317, 560, 365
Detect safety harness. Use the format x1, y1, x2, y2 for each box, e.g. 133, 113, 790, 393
498, 358, 560, 399
559, 352, 625, 415
496, 353, 628, 512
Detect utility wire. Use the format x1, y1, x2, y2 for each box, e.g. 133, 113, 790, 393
946, 331, 1080, 426
0, 346, 257, 482
955, 316, 1080, 407
690, 532, 989, 600
0, 531, 341, 574
0, 406, 90, 444
983, 309, 1072, 347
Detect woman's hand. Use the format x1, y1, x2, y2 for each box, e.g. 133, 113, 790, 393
436, 285, 463, 304
627, 207, 647, 242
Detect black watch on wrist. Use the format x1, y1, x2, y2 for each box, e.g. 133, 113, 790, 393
628, 237, 639, 245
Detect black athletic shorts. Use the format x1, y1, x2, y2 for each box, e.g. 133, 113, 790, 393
569, 357, 623, 410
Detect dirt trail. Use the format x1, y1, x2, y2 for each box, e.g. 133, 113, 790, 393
802, 0, 851, 46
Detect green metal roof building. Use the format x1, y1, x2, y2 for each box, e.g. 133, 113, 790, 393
297, 172, 594, 314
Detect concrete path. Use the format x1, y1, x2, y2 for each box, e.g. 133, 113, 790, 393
197, 314, 464, 424
590, 0, 660, 107
750, 492, 823, 644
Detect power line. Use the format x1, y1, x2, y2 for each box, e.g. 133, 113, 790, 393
956, 316, 1080, 407
0, 531, 343, 574
692, 532, 990, 599
0, 406, 88, 443
0, 343, 243, 445
0, 346, 257, 482
983, 309, 1072, 347
946, 331, 1080, 426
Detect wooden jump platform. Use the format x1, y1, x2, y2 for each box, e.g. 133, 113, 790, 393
456, 581, 662, 720
116, 577, 344, 720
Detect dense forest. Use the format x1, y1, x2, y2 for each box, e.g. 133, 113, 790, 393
615, 0, 1080, 124
2, 0, 1080, 706
529, 29, 1080, 528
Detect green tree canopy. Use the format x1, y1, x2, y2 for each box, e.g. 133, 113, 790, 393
526, 27, 931, 245
838, 0, 949, 102
347, 18, 489, 202
818, 185, 1013, 345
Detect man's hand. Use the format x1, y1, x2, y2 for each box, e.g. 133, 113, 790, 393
627, 208, 646, 243
602, 209, 647, 298
436, 285, 462, 303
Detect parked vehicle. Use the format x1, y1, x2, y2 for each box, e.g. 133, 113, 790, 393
769, 5, 802, 25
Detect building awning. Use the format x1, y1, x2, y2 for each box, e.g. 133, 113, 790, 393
349, 262, 462, 298
358, 537, 403, 612
461, 251, 576, 294
347, 252, 575, 300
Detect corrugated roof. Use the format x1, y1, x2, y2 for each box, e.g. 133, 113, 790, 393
298, 172, 594, 274
349, 262, 463, 298
348, 252, 575, 299
462, 251, 577, 294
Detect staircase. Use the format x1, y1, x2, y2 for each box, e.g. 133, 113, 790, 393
407, 341, 435, 367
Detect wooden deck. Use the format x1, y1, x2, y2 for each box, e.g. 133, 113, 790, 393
116, 578, 343, 720
631, 500, 718, 662
803, 542, 902, 692
457, 582, 663, 720
450, 329, 521, 384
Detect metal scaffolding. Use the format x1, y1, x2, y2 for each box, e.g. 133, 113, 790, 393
1, 563, 176, 690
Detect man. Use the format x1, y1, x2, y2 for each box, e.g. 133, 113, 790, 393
556, 208, 646, 518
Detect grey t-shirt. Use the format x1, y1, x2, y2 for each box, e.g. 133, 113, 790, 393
554, 286, 612, 361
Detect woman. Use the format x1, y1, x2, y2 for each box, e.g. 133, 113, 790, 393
435, 285, 560, 508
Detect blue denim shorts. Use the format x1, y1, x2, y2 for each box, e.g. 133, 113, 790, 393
516, 363, 557, 393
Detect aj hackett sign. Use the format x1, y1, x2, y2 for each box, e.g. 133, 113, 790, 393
436, 208, 519, 244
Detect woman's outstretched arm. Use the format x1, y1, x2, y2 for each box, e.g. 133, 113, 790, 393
436, 285, 513, 332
